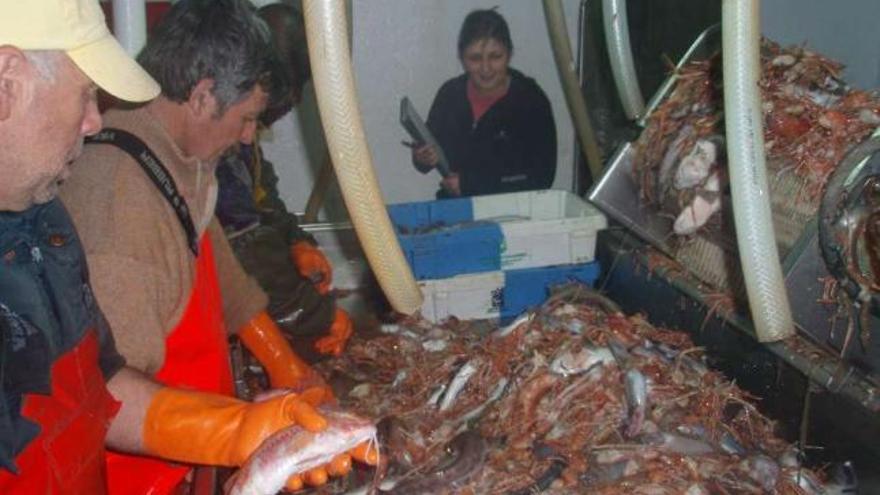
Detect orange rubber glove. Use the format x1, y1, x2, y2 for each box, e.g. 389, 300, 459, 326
315, 308, 354, 356
290, 241, 332, 294
240, 312, 328, 394
143, 388, 326, 467
142, 388, 376, 487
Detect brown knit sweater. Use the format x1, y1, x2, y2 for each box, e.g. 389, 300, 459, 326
60, 106, 268, 375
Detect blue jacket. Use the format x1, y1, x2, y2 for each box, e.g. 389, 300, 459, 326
418, 68, 557, 198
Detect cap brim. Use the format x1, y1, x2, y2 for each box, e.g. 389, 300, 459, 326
67, 35, 159, 103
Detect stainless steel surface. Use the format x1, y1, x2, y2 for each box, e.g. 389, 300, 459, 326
301, 221, 354, 233
588, 142, 674, 255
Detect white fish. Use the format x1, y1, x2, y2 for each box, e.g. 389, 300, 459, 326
624, 370, 648, 437
550, 346, 615, 377
228, 409, 377, 495
459, 378, 509, 423
439, 360, 479, 411
674, 140, 717, 190
673, 190, 721, 235
494, 313, 534, 337
422, 339, 448, 352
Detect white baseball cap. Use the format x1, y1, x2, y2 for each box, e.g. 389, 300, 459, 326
0, 0, 160, 102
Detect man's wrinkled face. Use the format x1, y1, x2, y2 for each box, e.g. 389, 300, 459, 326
1, 54, 101, 211
191, 85, 268, 166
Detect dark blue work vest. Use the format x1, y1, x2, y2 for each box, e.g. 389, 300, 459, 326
0, 199, 123, 471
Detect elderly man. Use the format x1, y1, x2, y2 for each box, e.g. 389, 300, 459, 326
0, 0, 371, 493
56, 0, 371, 493
216, 2, 353, 359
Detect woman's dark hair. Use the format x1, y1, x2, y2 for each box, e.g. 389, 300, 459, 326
457, 8, 513, 59
137, 0, 277, 114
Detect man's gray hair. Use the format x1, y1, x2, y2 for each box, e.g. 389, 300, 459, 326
23, 50, 63, 82
137, 0, 276, 115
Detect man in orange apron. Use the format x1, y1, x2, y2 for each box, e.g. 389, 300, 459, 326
60, 1, 374, 493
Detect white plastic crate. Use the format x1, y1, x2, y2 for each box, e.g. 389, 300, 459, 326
418, 271, 504, 323
418, 262, 601, 323
471, 189, 606, 270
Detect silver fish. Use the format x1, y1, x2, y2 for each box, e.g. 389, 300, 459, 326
719, 431, 747, 455
624, 369, 648, 437
459, 378, 509, 423
742, 455, 781, 492
228, 409, 377, 495
550, 346, 614, 377
641, 432, 715, 456
439, 360, 479, 411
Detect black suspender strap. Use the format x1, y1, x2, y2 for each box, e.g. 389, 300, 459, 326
85, 128, 199, 256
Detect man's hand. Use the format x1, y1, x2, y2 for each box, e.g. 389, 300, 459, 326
412, 143, 439, 168
240, 312, 332, 396
142, 388, 375, 488
441, 173, 461, 197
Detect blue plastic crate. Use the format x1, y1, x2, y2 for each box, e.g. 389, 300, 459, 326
387, 197, 474, 230
501, 262, 602, 322
388, 199, 503, 280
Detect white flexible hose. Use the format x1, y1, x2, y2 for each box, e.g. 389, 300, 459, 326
602, 0, 644, 120
302, 0, 422, 314
722, 0, 795, 342
542, 0, 604, 181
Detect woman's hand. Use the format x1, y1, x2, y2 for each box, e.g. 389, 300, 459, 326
441, 173, 461, 196
412, 143, 439, 168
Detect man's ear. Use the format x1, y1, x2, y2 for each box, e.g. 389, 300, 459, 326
187, 78, 218, 119
0, 46, 28, 121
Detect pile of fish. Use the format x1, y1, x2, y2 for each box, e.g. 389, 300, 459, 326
315, 286, 844, 494
633, 39, 880, 236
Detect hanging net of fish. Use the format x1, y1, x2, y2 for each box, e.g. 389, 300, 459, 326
313, 286, 835, 494
633, 39, 880, 238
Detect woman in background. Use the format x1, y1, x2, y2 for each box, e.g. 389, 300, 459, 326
412, 8, 557, 198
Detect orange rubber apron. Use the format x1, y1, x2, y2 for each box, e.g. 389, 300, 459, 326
0, 331, 121, 494
106, 235, 234, 494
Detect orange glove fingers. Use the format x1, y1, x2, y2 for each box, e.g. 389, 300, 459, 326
239, 312, 314, 389
315, 336, 344, 356
350, 441, 380, 466
298, 386, 333, 407
304, 467, 329, 486
315, 309, 353, 356
288, 399, 327, 432
315, 280, 331, 295
327, 453, 352, 477
284, 474, 303, 492
290, 242, 332, 294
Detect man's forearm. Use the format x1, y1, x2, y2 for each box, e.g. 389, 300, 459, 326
105, 366, 162, 454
